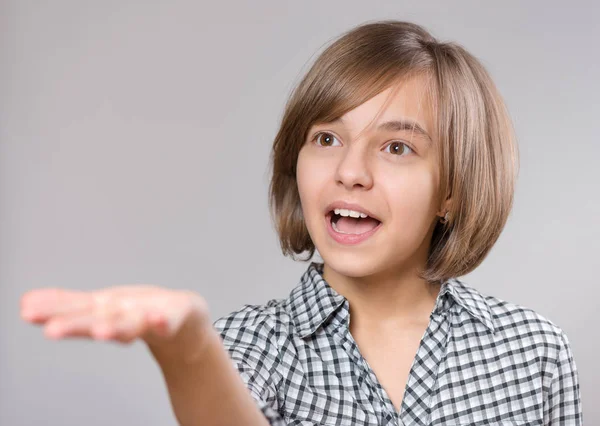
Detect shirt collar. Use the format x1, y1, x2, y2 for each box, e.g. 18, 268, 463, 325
287, 262, 495, 338
287, 262, 346, 339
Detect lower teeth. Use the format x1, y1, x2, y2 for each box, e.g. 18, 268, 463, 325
332, 219, 360, 235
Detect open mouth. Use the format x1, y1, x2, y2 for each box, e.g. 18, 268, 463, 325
326, 210, 382, 235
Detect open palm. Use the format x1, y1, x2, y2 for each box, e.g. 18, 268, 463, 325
20, 285, 210, 348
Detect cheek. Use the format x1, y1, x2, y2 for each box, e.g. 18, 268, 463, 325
385, 168, 438, 227
295, 150, 312, 206
296, 149, 332, 209
296, 151, 318, 227
296, 149, 337, 242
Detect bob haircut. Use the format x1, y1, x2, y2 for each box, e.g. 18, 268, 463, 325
268, 20, 519, 284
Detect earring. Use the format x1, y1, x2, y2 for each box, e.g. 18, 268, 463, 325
439, 210, 450, 224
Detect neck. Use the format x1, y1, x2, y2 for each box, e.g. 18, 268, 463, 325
322, 261, 441, 329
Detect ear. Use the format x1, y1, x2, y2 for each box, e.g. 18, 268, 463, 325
436, 198, 453, 219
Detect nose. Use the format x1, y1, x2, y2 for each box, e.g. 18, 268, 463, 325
334, 143, 374, 191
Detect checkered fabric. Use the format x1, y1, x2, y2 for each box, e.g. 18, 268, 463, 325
213, 262, 582, 425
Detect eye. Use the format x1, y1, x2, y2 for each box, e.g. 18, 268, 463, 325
312, 131, 341, 147
384, 141, 413, 156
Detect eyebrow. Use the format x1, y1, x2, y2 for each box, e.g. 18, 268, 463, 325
331, 117, 432, 144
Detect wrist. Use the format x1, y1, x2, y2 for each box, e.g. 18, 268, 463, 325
147, 309, 216, 368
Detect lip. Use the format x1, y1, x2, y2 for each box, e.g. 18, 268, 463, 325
324, 201, 382, 222
325, 211, 382, 245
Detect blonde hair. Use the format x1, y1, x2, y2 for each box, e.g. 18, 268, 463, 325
268, 20, 519, 283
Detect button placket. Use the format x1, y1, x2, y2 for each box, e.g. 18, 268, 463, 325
332, 304, 391, 425
339, 305, 404, 426
398, 310, 450, 426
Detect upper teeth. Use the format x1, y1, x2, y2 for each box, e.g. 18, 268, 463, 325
334, 208, 368, 219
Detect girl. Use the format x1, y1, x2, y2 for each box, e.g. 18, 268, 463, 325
20, 20, 582, 425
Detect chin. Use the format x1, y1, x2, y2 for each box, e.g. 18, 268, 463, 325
318, 248, 386, 279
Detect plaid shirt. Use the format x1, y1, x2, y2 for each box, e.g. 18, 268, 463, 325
213, 262, 582, 425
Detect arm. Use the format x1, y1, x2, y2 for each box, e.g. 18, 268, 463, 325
544, 331, 583, 425
149, 322, 272, 426
20, 286, 281, 426
212, 307, 286, 425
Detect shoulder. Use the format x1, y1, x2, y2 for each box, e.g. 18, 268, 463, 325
488, 293, 564, 336
450, 278, 572, 358
212, 297, 294, 345
454, 281, 576, 380
475, 287, 571, 359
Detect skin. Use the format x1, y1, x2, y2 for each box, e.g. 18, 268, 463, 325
20, 284, 209, 349
296, 74, 451, 411
19, 282, 270, 426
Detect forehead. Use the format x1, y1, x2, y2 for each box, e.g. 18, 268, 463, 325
328, 75, 435, 143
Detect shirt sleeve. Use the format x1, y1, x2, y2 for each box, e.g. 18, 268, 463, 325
544, 330, 583, 425
213, 306, 286, 426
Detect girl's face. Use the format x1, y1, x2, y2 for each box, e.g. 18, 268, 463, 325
296, 75, 444, 279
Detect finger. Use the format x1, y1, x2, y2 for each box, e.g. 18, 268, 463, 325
110, 307, 149, 344
89, 299, 129, 341
44, 313, 98, 340
22, 285, 155, 324
44, 300, 122, 340
21, 288, 93, 323
93, 304, 160, 344
116, 296, 176, 339
56, 299, 158, 344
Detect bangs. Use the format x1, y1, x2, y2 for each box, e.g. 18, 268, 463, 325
299, 59, 434, 140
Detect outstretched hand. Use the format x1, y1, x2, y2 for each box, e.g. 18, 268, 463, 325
20, 285, 211, 351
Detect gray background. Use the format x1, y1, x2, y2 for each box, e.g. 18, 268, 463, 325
1, 1, 598, 425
